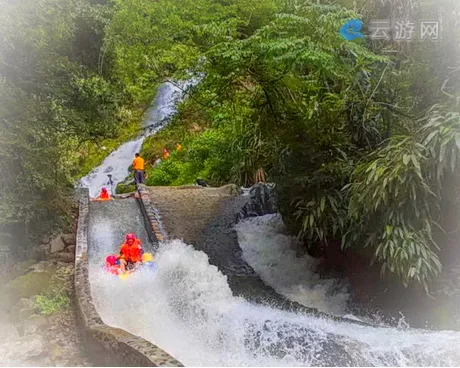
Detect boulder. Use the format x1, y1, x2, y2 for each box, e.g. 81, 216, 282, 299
8, 260, 38, 280
236, 182, 277, 221
61, 234, 76, 247
10, 298, 36, 322
50, 234, 66, 253
21, 315, 49, 336
27, 244, 49, 261
26, 261, 55, 273
221, 183, 241, 196
0, 333, 49, 366
40, 235, 51, 245
66, 245, 76, 255
0, 318, 19, 341
50, 252, 74, 263
49, 342, 65, 360
2, 264, 56, 310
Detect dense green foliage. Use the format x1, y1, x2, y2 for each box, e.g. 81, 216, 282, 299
123, 0, 458, 290
1, 0, 459, 292
0, 0, 146, 254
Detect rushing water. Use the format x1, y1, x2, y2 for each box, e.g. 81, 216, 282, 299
84, 83, 460, 366
79, 82, 184, 197
235, 214, 350, 316
88, 220, 460, 366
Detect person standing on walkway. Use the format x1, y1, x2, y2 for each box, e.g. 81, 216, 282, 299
132, 152, 145, 184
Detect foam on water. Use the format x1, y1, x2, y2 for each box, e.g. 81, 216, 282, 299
235, 214, 349, 316
89, 223, 460, 366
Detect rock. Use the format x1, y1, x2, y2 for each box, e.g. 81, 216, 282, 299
50, 234, 66, 253
66, 245, 76, 254
0, 318, 19, 341
30, 243, 51, 260
0, 333, 48, 366
49, 341, 65, 360
50, 252, 74, 263
61, 234, 76, 247
2, 265, 56, 310
26, 261, 56, 273
220, 183, 241, 196
236, 182, 277, 221
41, 235, 51, 245
21, 315, 48, 336
11, 298, 36, 322
8, 260, 38, 280
17, 298, 35, 312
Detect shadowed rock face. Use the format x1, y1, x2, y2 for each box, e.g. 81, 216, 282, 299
237, 183, 277, 221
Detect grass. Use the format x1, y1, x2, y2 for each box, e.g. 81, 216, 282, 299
140, 102, 208, 186
35, 293, 70, 315
116, 183, 136, 194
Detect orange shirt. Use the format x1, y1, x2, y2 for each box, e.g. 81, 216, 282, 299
119, 239, 143, 263
132, 157, 145, 170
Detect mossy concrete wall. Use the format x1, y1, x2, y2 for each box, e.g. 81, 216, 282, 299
74, 188, 182, 367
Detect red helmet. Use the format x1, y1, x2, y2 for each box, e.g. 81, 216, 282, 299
101, 187, 108, 193
106, 255, 117, 265
125, 233, 136, 241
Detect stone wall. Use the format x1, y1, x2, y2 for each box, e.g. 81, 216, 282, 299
137, 185, 168, 242
74, 188, 182, 367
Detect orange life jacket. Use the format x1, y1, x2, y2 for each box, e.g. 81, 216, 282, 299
119, 239, 143, 263
97, 190, 110, 201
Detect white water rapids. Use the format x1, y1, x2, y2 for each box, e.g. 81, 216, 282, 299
89, 236, 460, 366
235, 214, 350, 316
82, 83, 460, 366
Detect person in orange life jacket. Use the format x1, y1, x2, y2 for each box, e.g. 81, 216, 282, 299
95, 187, 111, 201
104, 255, 122, 275
163, 148, 170, 159
132, 153, 145, 184
118, 233, 144, 273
